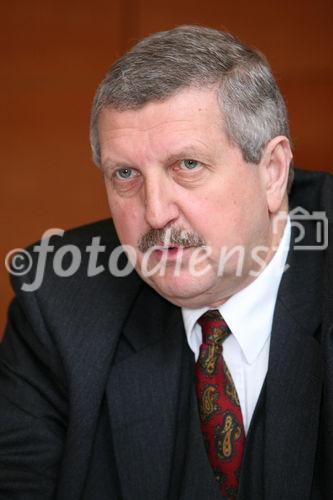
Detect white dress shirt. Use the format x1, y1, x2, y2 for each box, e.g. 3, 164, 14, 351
182, 219, 291, 434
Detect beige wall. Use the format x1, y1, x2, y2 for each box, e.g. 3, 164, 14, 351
1, 0, 332, 335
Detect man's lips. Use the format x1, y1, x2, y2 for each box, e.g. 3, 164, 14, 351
150, 245, 192, 261
153, 245, 187, 251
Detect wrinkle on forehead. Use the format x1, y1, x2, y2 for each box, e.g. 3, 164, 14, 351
99, 114, 223, 139
98, 87, 223, 134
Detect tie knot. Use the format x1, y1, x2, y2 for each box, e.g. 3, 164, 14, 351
197, 309, 231, 346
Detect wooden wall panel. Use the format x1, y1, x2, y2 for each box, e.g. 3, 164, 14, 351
1, 0, 332, 333
1, 0, 123, 332
136, 0, 333, 171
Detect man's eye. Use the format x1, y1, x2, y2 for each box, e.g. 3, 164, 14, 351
180, 159, 201, 170
115, 168, 136, 180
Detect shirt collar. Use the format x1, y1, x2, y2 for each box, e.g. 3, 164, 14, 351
182, 218, 291, 364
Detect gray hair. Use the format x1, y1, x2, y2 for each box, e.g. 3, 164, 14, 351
90, 25, 293, 190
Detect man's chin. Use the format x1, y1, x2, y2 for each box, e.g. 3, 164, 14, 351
135, 262, 252, 308
137, 270, 216, 308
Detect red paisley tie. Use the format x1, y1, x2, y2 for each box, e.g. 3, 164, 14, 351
195, 309, 245, 499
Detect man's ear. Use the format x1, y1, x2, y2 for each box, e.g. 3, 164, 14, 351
261, 135, 293, 214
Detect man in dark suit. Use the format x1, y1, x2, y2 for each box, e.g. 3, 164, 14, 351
0, 26, 332, 499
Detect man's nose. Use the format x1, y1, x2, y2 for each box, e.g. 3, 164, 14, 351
144, 179, 180, 229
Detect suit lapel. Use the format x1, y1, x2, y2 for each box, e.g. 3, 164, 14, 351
263, 222, 324, 498
264, 301, 323, 498
106, 286, 188, 500
56, 267, 144, 499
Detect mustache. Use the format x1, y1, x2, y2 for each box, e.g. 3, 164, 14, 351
138, 226, 206, 253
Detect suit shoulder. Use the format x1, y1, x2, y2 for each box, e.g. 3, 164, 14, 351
10, 218, 125, 292
29, 217, 120, 250
8, 217, 142, 327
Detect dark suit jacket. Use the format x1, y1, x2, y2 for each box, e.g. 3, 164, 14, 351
0, 169, 332, 499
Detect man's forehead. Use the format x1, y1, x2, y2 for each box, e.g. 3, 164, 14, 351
98, 86, 222, 130
97, 87, 228, 169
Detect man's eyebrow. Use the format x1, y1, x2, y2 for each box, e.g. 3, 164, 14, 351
100, 145, 213, 172
163, 145, 213, 164
100, 159, 133, 173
